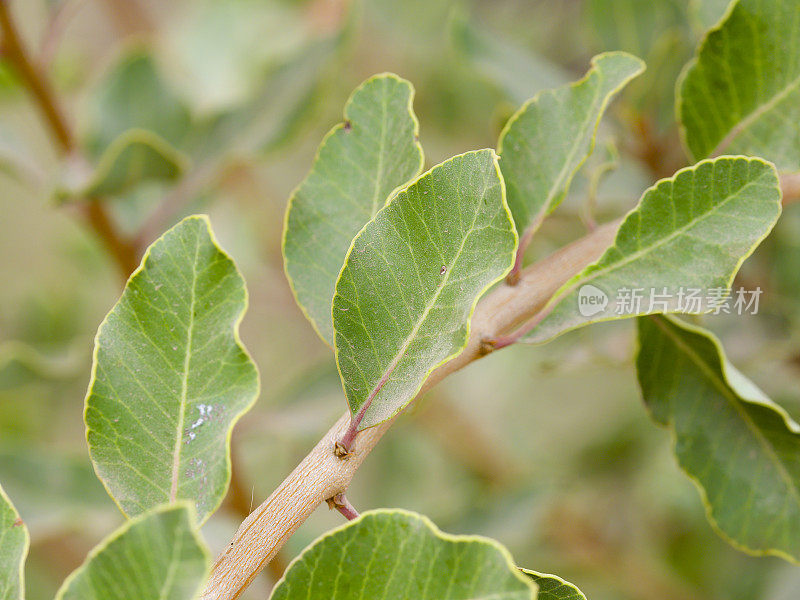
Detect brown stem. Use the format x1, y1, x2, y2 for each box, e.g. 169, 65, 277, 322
81, 201, 139, 276
199, 219, 620, 600
0, 0, 138, 278
0, 0, 73, 153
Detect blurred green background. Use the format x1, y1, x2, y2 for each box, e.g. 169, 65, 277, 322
2, 0, 800, 598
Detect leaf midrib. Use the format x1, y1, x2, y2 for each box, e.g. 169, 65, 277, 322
652, 317, 800, 509
351, 173, 490, 423
533, 68, 604, 225
170, 236, 200, 502
712, 72, 800, 156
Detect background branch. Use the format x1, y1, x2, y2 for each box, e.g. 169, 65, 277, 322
0, 0, 138, 278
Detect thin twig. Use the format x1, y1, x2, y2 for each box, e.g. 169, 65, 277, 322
200, 219, 621, 600
326, 493, 359, 521
0, 0, 138, 278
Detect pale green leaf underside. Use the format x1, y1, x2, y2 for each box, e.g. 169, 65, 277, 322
498, 51, 644, 237
522, 571, 586, 600
85, 215, 259, 523
637, 315, 800, 562
0, 484, 28, 600
55, 504, 208, 600
333, 150, 517, 430
679, 0, 800, 170
270, 509, 536, 600
521, 156, 781, 343
88, 51, 191, 158
283, 73, 424, 344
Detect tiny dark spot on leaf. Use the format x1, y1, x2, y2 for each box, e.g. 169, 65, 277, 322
12, 518, 23, 528
440, 265, 447, 275
343, 120, 352, 132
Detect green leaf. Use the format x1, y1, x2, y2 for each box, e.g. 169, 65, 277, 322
498, 52, 644, 240
84, 215, 259, 522
164, 0, 308, 113
283, 73, 424, 344
55, 504, 208, 600
637, 314, 800, 562
520, 156, 781, 343
0, 483, 28, 600
333, 149, 516, 431
87, 50, 192, 158
270, 509, 536, 600
522, 570, 587, 600
678, 0, 800, 169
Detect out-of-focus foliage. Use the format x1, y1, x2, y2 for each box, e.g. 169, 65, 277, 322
1, 0, 800, 599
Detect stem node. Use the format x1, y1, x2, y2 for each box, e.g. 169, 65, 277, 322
333, 441, 352, 459
326, 493, 360, 521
